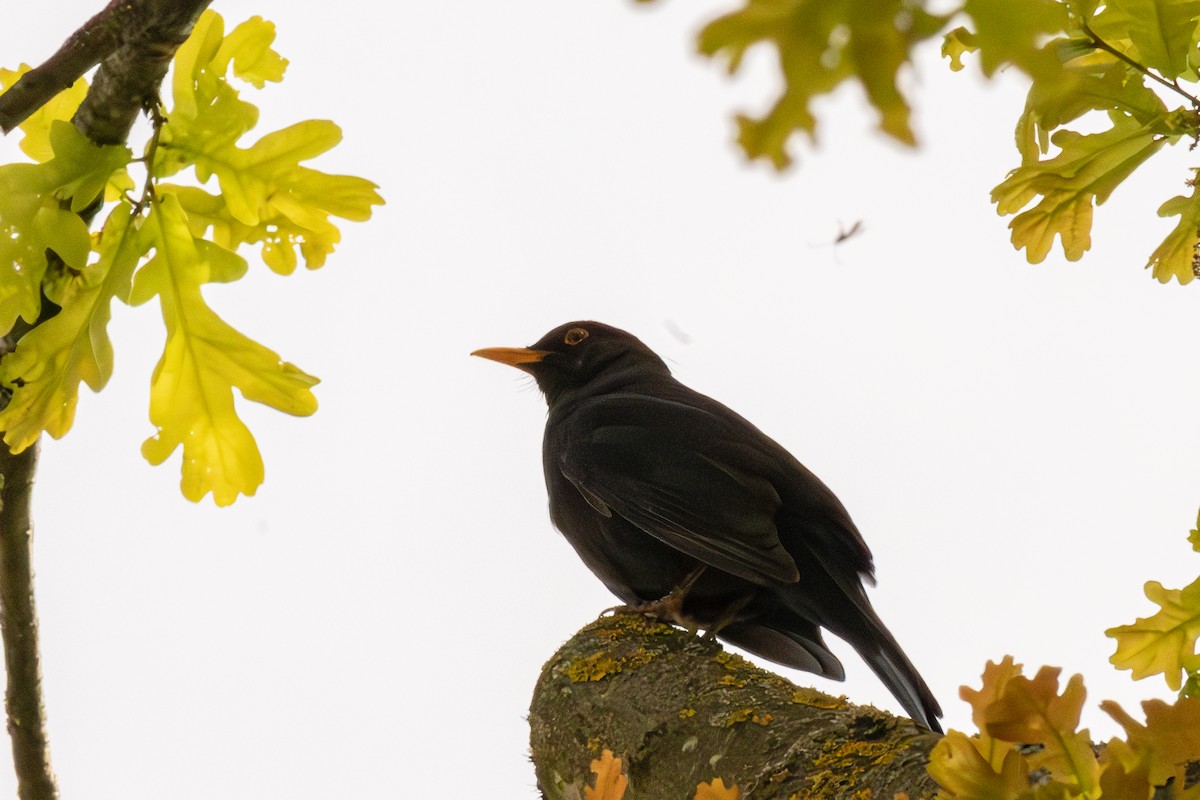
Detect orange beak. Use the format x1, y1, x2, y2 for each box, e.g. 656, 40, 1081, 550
471, 347, 551, 369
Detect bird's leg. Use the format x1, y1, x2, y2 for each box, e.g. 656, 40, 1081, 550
604, 566, 708, 628
701, 593, 754, 640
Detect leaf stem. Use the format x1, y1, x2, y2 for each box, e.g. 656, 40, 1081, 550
134, 99, 166, 215
1080, 21, 1200, 108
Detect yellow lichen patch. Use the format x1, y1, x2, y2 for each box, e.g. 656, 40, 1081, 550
821, 741, 899, 767
751, 713, 774, 726
564, 652, 622, 682
679, 707, 697, 719
720, 707, 755, 727
562, 647, 655, 683
712, 651, 753, 671
590, 614, 676, 641
587, 737, 603, 751
803, 734, 908, 797
789, 687, 845, 709
718, 674, 747, 688
769, 769, 791, 784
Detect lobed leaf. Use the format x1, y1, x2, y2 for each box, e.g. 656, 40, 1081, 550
0, 64, 88, 163
1102, 0, 1200, 81
584, 750, 628, 800
992, 115, 1170, 262
1148, 182, 1200, 284
926, 730, 1029, 800
132, 194, 318, 506
1107, 577, 1200, 691
981, 668, 1099, 797
697, 0, 949, 168
159, 10, 382, 271
0, 121, 130, 334
1101, 697, 1200, 786
0, 205, 142, 452
959, 0, 1070, 77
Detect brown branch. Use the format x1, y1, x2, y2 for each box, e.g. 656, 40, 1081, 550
0, 442, 53, 800
530, 614, 940, 799
0, 0, 214, 140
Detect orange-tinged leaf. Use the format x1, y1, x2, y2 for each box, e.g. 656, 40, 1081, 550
1101, 697, 1200, 786
1107, 577, 1200, 691
962, 657, 1025, 735
585, 750, 628, 800
694, 777, 741, 800
926, 731, 1029, 800
984, 667, 1086, 741
1097, 737, 1153, 800
983, 669, 1099, 797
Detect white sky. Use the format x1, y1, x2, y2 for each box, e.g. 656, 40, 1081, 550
3, 1, 1200, 797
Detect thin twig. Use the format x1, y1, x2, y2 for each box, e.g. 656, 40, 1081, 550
1081, 20, 1200, 108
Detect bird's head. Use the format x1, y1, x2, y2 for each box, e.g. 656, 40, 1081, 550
472, 321, 671, 405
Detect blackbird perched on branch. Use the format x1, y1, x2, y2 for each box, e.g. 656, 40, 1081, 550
474, 321, 942, 732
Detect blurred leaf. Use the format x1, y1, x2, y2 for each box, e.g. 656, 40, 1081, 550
960, 0, 1069, 77
927, 730, 1029, 800
942, 26, 979, 72
1103, 0, 1200, 80
1102, 697, 1200, 786
697, 0, 950, 168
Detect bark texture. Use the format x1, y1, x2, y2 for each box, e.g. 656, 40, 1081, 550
530, 613, 941, 800
0, 443, 52, 800
0, 0, 213, 141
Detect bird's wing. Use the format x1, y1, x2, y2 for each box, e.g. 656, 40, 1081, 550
554, 395, 801, 586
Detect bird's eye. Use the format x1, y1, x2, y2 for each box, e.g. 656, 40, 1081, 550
564, 327, 589, 346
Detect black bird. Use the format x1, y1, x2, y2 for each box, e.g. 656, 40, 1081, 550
473, 321, 942, 732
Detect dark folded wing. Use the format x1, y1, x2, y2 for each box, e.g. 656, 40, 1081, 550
554, 395, 801, 585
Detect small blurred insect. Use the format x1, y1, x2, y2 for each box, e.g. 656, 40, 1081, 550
833, 219, 864, 245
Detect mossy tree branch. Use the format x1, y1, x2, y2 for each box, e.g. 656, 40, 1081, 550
530, 613, 941, 799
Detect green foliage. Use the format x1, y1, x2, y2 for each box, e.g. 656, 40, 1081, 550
683, 0, 1200, 282
0, 11, 383, 504
929, 518, 1200, 799
929, 657, 1200, 799
697, 0, 950, 168
1106, 510, 1200, 693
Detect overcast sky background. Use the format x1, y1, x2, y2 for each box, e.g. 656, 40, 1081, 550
2, 1, 1200, 797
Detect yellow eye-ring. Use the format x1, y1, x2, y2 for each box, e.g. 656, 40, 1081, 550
564, 327, 589, 345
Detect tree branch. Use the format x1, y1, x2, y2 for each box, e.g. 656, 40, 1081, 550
530, 614, 940, 799
0, 0, 214, 140
0, 3, 214, 796
0, 442, 53, 800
